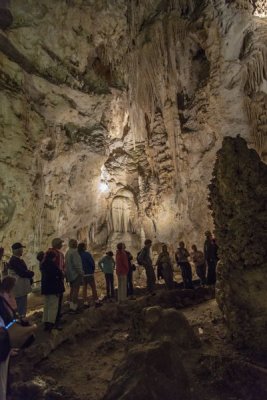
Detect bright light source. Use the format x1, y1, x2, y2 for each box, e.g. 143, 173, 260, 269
99, 182, 109, 193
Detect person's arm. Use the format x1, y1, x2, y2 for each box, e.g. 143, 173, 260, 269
9, 259, 34, 279
98, 258, 104, 271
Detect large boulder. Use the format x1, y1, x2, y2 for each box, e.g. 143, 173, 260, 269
103, 340, 191, 400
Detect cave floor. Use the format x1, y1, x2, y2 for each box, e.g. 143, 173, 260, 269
11, 291, 267, 400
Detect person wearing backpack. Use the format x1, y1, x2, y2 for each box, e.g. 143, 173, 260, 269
137, 239, 156, 295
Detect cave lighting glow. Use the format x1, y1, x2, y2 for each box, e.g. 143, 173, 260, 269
99, 182, 109, 193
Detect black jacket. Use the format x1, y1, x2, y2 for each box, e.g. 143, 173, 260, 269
40, 258, 65, 295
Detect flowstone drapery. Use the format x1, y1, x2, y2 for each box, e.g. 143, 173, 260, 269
0, 0, 266, 264
209, 136, 267, 350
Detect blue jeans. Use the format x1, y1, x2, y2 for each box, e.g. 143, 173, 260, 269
16, 295, 28, 317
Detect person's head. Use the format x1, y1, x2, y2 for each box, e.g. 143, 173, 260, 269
191, 244, 197, 252
205, 230, 212, 239
0, 276, 16, 293
179, 241, 185, 248
106, 251, 113, 257
11, 242, 25, 257
117, 242, 124, 251
144, 239, 152, 248
69, 239, 78, 249
0, 247, 4, 260
36, 251, 45, 262
51, 237, 64, 250
162, 244, 168, 253
77, 242, 86, 253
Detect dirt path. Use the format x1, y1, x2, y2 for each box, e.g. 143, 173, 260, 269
35, 322, 129, 400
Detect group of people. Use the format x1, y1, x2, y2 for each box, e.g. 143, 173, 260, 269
138, 231, 219, 294
0, 230, 219, 400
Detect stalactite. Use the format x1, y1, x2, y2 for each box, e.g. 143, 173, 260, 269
126, 2, 193, 185
240, 19, 267, 155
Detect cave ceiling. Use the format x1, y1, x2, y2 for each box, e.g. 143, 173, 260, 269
0, 0, 266, 259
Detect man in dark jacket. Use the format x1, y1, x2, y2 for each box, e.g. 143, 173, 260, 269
43, 238, 65, 324
40, 251, 65, 331
8, 243, 34, 317
78, 243, 101, 307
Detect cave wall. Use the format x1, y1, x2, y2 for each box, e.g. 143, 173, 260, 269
0, 0, 266, 263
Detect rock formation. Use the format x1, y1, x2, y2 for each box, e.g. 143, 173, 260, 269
209, 136, 267, 351
0, 0, 266, 265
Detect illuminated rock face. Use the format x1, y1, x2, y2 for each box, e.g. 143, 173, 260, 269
0, 0, 266, 263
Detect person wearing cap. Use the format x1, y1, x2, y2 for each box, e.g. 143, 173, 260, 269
8, 243, 34, 318
43, 238, 65, 325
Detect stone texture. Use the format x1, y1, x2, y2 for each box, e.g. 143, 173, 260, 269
209, 136, 267, 351
0, 0, 266, 269
103, 340, 192, 400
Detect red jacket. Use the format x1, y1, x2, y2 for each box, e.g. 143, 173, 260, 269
115, 250, 129, 275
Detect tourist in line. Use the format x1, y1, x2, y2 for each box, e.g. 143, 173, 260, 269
156, 244, 174, 289
8, 243, 34, 317
123, 244, 135, 298
137, 239, 156, 295
78, 242, 101, 307
115, 243, 129, 303
40, 251, 65, 332
204, 231, 218, 285
65, 239, 84, 313
175, 241, 193, 289
191, 244, 206, 285
99, 251, 115, 300
44, 238, 65, 324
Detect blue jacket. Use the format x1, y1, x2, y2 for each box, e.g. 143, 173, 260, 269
79, 251, 95, 275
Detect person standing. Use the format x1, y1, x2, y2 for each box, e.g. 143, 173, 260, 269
115, 243, 129, 303
44, 238, 65, 324
65, 239, 84, 313
204, 231, 219, 285
155, 244, 174, 289
123, 245, 134, 297
40, 251, 65, 331
78, 242, 101, 307
98, 251, 115, 300
137, 239, 156, 295
191, 244, 206, 285
8, 243, 34, 317
175, 241, 193, 289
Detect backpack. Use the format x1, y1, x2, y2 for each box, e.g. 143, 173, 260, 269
136, 249, 144, 266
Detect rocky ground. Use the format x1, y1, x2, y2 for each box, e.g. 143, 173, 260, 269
8, 285, 267, 400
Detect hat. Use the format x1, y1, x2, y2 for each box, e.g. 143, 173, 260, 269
51, 238, 64, 248
11, 242, 26, 250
